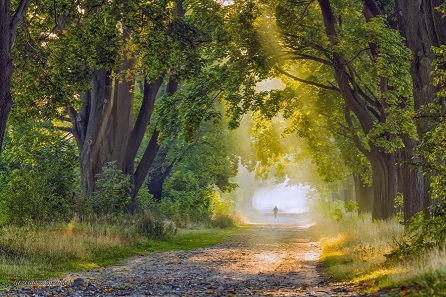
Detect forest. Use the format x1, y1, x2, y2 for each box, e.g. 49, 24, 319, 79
1, 0, 446, 295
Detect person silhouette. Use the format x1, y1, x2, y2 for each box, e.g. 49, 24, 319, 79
273, 206, 278, 219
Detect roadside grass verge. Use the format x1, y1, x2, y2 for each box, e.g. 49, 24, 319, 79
311, 215, 403, 293
312, 215, 446, 296
0, 220, 245, 284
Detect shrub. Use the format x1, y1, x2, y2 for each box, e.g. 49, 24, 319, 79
134, 211, 177, 240
210, 191, 237, 228
89, 162, 132, 217
0, 122, 77, 225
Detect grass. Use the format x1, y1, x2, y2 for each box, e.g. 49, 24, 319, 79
389, 247, 446, 296
145, 227, 248, 252
0, 220, 245, 284
311, 214, 404, 293
312, 214, 446, 296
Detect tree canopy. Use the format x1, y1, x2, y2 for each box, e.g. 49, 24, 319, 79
1, 0, 446, 226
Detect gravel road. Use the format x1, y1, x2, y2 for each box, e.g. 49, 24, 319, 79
2, 224, 365, 297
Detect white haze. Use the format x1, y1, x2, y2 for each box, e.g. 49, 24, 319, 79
252, 178, 309, 214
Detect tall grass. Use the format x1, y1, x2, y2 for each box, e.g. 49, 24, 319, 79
390, 246, 446, 295
0, 213, 176, 282
311, 214, 404, 291
0, 214, 243, 284
313, 214, 446, 295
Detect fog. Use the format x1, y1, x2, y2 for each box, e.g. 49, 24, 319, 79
235, 167, 312, 224
252, 178, 309, 214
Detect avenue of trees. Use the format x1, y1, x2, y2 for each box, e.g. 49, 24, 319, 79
231, 0, 446, 222
1, 0, 446, 228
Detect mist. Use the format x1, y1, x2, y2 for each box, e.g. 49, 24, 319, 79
234, 164, 312, 224
252, 178, 309, 214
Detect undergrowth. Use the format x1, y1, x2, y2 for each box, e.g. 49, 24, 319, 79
313, 208, 446, 296
312, 214, 403, 292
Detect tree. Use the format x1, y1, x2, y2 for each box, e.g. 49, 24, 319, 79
241, 0, 417, 219
45, 0, 268, 213
0, 0, 30, 152
153, 114, 238, 224
391, 0, 446, 219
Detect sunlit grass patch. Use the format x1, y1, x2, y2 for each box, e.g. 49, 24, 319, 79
313, 214, 446, 295
146, 225, 249, 252
312, 215, 404, 292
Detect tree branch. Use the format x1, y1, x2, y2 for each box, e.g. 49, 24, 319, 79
346, 47, 371, 64
55, 126, 73, 133
131, 130, 161, 201
292, 53, 333, 66
363, 0, 383, 17
10, 0, 30, 33
274, 66, 340, 91
124, 75, 164, 171
59, 116, 71, 122
344, 106, 370, 157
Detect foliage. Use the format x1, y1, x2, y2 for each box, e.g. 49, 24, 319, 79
388, 41, 446, 264
309, 195, 359, 223
158, 170, 214, 226
210, 192, 237, 228
90, 162, 132, 217
363, 16, 417, 151
419, 45, 446, 203
0, 121, 77, 226
394, 193, 404, 223
149, 114, 238, 226
386, 199, 446, 263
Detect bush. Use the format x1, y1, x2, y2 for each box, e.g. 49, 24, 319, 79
0, 122, 77, 225
1, 169, 74, 225
93, 162, 132, 216
158, 170, 214, 226
210, 192, 237, 228
134, 211, 177, 240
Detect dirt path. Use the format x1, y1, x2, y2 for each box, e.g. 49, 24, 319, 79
3, 224, 363, 296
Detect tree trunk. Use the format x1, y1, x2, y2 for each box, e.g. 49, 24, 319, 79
398, 135, 426, 220
122, 76, 164, 176
370, 150, 397, 220
0, 62, 14, 152
111, 28, 135, 167
0, 0, 30, 152
343, 179, 355, 203
394, 0, 437, 219
147, 146, 178, 203
128, 130, 161, 213
331, 191, 343, 201
70, 68, 113, 195
148, 168, 172, 203
354, 174, 373, 214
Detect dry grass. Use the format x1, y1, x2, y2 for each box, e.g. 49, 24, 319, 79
0, 218, 240, 285
312, 214, 404, 291
0, 218, 159, 282
390, 247, 446, 295
313, 214, 446, 295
